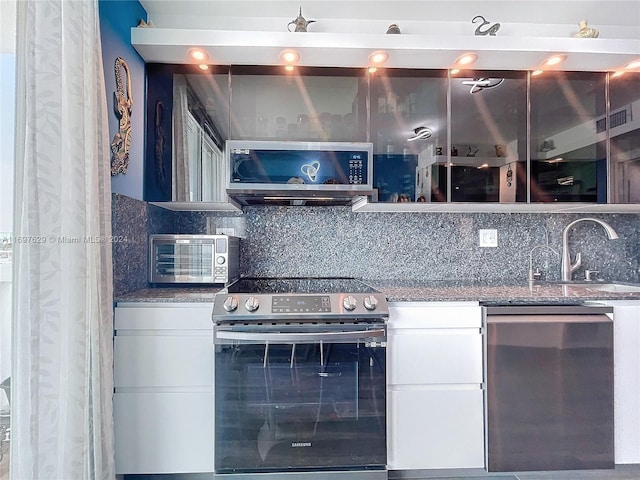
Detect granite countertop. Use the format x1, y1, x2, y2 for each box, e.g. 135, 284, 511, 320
114, 279, 640, 304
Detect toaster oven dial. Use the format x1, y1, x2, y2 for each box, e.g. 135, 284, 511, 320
363, 295, 378, 311
343, 295, 357, 311
216, 256, 226, 264
222, 296, 238, 312
245, 296, 260, 312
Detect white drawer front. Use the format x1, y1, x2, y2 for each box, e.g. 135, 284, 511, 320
389, 330, 483, 385
388, 303, 482, 329
114, 334, 213, 388
115, 304, 214, 330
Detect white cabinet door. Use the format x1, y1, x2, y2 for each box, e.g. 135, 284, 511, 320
388, 330, 483, 385
114, 392, 213, 474
388, 388, 485, 470
113, 303, 214, 475
386, 302, 485, 471
114, 334, 213, 388
607, 301, 640, 464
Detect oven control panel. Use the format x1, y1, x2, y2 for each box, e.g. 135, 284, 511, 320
213, 292, 389, 320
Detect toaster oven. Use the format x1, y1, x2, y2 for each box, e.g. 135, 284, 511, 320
148, 234, 240, 284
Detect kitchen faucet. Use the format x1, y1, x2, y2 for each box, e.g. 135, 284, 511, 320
560, 218, 619, 282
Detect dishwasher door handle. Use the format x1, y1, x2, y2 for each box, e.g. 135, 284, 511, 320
215, 328, 386, 343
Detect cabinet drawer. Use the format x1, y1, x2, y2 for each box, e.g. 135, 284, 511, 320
114, 334, 213, 388
114, 392, 213, 474
389, 331, 483, 385
387, 388, 484, 470
115, 304, 214, 330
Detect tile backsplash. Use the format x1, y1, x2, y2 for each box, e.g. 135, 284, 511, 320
112, 194, 640, 295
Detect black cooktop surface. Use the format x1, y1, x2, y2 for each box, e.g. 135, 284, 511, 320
226, 277, 379, 295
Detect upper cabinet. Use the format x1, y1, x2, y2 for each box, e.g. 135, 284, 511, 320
144, 65, 640, 211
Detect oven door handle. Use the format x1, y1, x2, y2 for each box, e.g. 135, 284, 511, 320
215, 329, 386, 343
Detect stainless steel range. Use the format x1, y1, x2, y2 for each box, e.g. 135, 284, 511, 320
212, 277, 388, 480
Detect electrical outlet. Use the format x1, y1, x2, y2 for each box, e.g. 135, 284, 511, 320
479, 229, 498, 248
216, 228, 235, 236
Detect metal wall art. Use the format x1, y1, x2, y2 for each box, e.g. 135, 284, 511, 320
574, 20, 599, 38
110, 56, 133, 175
472, 15, 501, 36
287, 7, 315, 32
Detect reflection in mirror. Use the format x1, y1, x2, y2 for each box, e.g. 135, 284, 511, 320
228, 66, 367, 142
609, 72, 640, 203
450, 71, 527, 202
370, 70, 447, 202
145, 64, 230, 202
530, 71, 606, 203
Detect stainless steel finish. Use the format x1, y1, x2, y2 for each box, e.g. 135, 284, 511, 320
149, 234, 240, 284
560, 218, 619, 281
225, 140, 374, 205
584, 269, 599, 281
485, 304, 614, 472
215, 328, 386, 343
527, 244, 559, 283
222, 296, 238, 312
343, 295, 357, 311
244, 296, 260, 312
363, 295, 378, 310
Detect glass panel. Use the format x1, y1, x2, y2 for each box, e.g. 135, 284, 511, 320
229, 66, 367, 142
215, 334, 386, 472
370, 70, 447, 202
450, 71, 527, 202
530, 71, 607, 203
609, 72, 640, 203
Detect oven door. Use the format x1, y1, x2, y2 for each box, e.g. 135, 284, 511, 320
214, 323, 387, 474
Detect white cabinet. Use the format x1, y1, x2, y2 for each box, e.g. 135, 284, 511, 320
387, 302, 485, 471
113, 302, 214, 474
605, 301, 640, 464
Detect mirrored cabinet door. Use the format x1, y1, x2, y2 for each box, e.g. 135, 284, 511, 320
450, 71, 527, 203
609, 72, 640, 203
370, 70, 447, 203
530, 71, 607, 203
228, 66, 367, 142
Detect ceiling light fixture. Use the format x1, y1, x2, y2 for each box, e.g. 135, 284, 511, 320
611, 71, 625, 78
450, 69, 461, 75
284, 65, 295, 72
198, 64, 209, 71
369, 51, 389, 66
531, 70, 544, 76
368, 66, 378, 74
542, 54, 567, 67
188, 48, 208, 62
625, 59, 640, 70
407, 126, 433, 142
280, 49, 300, 64
455, 53, 478, 67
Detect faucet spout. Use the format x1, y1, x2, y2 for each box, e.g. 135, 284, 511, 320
560, 218, 619, 282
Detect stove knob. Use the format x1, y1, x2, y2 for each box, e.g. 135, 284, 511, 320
363, 295, 378, 311
222, 296, 238, 312
245, 296, 260, 312
343, 295, 357, 311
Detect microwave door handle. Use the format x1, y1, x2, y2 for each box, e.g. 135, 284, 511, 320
215, 329, 386, 343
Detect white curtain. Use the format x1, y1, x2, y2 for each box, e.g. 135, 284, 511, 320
12, 1, 115, 479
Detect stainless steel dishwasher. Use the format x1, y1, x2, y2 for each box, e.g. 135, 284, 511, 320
485, 304, 614, 472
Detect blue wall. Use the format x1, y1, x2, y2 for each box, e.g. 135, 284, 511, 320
99, 0, 147, 200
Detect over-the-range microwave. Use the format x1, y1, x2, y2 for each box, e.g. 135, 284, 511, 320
148, 234, 240, 284
226, 140, 374, 205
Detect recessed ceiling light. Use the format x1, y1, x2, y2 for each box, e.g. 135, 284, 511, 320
542, 54, 567, 67
188, 48, 208, 62
369, 51, 389, 65
455, 53, 478, 67
284, 65, 295, 72
280, 49, 300, 64
625, 59, 640, 69
611, 71, 625, 78
450, 69, 461, 75
531, 70, 544, 76
198, 64, 209, 71
368, 66, 378, 74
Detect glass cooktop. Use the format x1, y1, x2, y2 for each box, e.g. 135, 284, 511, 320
226, 277, 379, 295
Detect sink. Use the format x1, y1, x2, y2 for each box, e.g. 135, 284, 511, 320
584, 283, 640, 293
